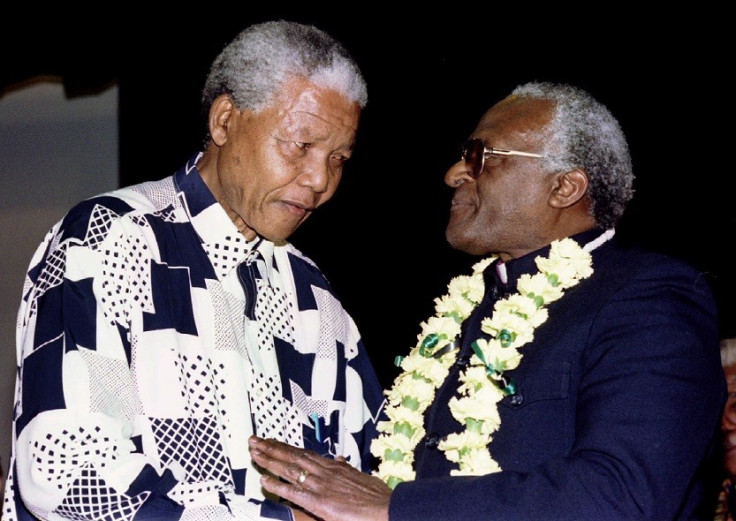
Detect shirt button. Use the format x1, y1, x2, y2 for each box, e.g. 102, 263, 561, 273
510, 394, 524, 406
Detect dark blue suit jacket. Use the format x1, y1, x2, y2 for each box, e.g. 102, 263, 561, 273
391, 230, 726, 520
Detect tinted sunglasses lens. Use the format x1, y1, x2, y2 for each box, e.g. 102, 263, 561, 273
461, 139, 483, 178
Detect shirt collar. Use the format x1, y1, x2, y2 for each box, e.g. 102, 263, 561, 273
491, 228, 611, 290
173, 153, 275, 280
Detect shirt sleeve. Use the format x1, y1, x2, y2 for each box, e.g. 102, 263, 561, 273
5, 201, 296, 521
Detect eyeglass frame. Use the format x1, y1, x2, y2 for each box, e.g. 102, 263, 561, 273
460, 138, 544, 179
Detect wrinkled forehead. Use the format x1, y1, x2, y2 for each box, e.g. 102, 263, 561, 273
272, 76, 361, 133
275, 111, 353, 141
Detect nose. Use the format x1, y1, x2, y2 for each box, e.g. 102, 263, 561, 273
297, 158, 331, 193
444, 159, 474, 188
723, 399, 736, 430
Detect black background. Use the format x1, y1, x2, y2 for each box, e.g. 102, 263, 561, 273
3, 9, 732, 387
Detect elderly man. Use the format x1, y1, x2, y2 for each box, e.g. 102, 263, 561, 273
4, 20, 383, 521
249, 82, 725, 521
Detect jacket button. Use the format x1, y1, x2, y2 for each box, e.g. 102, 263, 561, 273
424, 433, 440, 448
510, 394, 524, 406
455, 356, 470, 368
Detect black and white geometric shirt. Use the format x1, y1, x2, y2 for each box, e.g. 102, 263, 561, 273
3, 154, 384, 521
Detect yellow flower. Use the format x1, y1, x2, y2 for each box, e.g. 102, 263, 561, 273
517, 273, 564, 302
385, 377, 435, 408
481, 310, 537, 347
457, 365, 489, 392
381, 404, 426, 429
451, 448, 501, 476
552, 238, 594, 278
371, 235, 602, 486
537, 239, 593, 287
435, 292, 477, 318
374, 460, 416, 483
419, 315, 462, 341
439, 431, 489, 457
400, 355, 451, 383
447, 274, 485, 303
473, 257, 496, 274
477, 338, 524, 371
495, 294, 547, 325
470, 382, 507, 408
448, 395, 501, 427
370, 432, 419, 457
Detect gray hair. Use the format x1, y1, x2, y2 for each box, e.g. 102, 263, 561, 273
510, 82, 634, 230
202, 20, 367, 122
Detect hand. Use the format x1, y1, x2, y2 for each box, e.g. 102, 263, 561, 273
249, 436, 391, 521
292, 508, 320, 521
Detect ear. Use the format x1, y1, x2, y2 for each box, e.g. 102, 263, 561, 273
549, 168, 589, 209
208, 94, 238, 146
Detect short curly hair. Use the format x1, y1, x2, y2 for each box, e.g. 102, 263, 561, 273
201, 20, 367, 119
510, 82, 635, 230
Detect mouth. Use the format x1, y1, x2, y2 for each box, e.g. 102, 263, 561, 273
281, 199, 314, 219
450, 198, 475, 212
723, 430, 736, 450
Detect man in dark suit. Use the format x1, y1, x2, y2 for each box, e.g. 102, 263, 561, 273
248, 82, 726, 520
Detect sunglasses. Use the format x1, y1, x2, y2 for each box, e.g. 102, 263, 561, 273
460, 138, 544, 179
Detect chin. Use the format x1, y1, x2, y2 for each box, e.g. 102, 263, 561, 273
446, 235, 479, 256
259, 226, 298, 245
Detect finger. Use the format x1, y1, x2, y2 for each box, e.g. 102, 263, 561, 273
261, 473, 320, 512
254, 449, 309, 485
250, 436, 313, 464
296, 468, 310, 487
249, 437, 327, 484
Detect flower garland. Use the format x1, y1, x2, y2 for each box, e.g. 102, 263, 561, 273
371, 237, 600, 489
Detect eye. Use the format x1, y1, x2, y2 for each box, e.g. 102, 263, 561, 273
330, 153, 349, 166
294, 141, 310, 150
483, 152, 504, 167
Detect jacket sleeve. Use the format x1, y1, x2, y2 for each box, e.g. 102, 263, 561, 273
389, 257, 725, 521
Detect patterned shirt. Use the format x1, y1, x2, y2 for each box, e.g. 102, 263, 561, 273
2, 154, 384, 521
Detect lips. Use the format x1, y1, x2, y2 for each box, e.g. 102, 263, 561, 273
450, 197, 475, 211
281, 199, 314, 218
722, 427, 736, 450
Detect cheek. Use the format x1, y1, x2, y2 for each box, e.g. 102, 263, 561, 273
316, 170, 343, 200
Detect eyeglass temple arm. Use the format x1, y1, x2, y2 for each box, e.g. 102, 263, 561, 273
491, 149, 544, 158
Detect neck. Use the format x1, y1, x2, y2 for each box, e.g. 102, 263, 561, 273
497, 222, 600, 263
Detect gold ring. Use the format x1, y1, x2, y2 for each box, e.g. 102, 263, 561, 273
297, 469, 309, 484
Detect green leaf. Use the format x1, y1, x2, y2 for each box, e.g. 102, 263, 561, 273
447, 310, 464, 323
466, 418, 483, 433
385, 448, 405, 461
401, 395, 420, 411
394, 421, 416, 437
387, 476, 403, 490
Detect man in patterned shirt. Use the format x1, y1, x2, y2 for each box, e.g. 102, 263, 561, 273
2, 20, 384, 521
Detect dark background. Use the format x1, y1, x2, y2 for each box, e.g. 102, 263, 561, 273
3, 10, 732, 387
